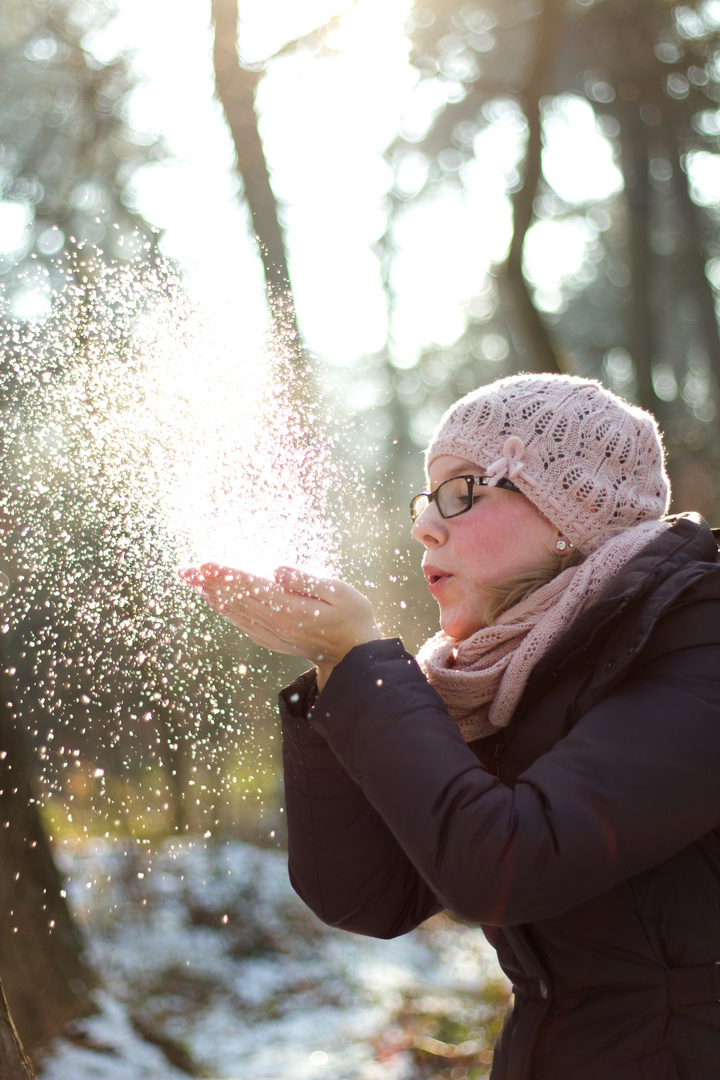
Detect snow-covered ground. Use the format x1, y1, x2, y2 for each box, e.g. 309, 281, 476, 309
36, 838, 509, 1080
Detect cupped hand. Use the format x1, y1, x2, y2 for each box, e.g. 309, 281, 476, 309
177, 563, 380, 688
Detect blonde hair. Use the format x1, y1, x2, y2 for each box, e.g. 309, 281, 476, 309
483, 547, 584, 625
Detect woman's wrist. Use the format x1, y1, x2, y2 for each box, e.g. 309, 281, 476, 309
315, 628, 381, 692
315, 663, 334, 693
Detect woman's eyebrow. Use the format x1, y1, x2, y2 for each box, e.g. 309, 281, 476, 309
431, 464, 484, 484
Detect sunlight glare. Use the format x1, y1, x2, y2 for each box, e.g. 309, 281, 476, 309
238, 0, 356, 63
0, 200, 33, 254
542, 94, 624, 204
11, 287, 52, 322
523, 217, 598, 293
392, 196, 478, 360
686, 150, 720, 205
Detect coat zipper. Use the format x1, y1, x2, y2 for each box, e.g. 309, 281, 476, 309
494, 728, 509, 777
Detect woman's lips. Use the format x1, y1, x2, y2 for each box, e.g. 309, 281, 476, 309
424, 566, 453, 595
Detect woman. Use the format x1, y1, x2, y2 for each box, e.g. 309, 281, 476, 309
180, 374, 720, 1080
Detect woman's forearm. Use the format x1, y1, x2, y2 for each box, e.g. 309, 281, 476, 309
282, 702, 442, 937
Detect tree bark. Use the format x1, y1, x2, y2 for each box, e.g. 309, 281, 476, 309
0, 666, 95, 1050
210, 0, 298, 341
502, 0, 563, 375
0, 978, 36, 1080
616, 105, 656, 411
660, 110, 720, 396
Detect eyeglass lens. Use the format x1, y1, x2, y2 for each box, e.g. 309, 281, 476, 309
435, 476, 473, 517
411, 475, 521, 521
411, 476, 474, 521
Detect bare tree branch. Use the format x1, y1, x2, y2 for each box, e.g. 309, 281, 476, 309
261, 0, 361, 65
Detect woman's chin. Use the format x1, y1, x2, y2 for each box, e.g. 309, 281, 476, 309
439, 610, 486, 640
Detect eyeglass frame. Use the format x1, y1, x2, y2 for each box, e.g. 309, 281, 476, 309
410, 474, 522, 523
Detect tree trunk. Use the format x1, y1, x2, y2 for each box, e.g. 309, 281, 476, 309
617, 105, 656, 411
660, 108, 720, 400
159, 705, 191, 835
0, 978, 36, 1080
502, 0, 563, 375
0, 666, 95, 1051
210, 0, 298, 341
210, 0, 321, 502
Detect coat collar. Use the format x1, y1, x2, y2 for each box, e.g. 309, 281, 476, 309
523, 513, 719, 698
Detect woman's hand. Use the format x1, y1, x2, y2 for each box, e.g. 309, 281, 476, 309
177, 563, 380, 689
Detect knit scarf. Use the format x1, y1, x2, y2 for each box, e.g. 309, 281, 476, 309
417, 519, 671, 742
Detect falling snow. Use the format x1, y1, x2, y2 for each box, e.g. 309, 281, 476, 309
0, 242, 358, 832
0, 242, 451, 1080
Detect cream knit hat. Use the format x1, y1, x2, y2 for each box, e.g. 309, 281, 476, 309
425, 373, 670, 549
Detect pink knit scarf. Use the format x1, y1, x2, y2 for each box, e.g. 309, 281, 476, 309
417, 520, 670, 742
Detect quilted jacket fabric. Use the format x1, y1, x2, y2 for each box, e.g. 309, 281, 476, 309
279, 514, 720, 1079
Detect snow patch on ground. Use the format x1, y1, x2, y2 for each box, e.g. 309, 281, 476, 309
37, 838, 508, 1080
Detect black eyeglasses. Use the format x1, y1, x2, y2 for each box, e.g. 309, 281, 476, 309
410, 474, 522, 523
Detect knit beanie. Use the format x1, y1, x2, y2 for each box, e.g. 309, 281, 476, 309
425, 374, 670, 549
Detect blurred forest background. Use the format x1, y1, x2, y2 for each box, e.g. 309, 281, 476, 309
1, 0, 720, 1067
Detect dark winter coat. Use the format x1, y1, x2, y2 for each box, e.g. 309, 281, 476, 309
279, 514, 720, 1080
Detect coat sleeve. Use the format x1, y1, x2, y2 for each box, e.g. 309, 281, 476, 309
280, 662, 444, 937
283, 604, 720, 931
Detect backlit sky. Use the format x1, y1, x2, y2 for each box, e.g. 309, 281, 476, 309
12, 0, 720, 368
100, 0, 625, 367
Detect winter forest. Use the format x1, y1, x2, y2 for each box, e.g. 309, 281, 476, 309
1, 0, 719, 1077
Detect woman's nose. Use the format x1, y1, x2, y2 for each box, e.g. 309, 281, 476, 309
411, 505, 447, 547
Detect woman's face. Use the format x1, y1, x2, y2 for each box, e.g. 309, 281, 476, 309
412, 454, 559, 639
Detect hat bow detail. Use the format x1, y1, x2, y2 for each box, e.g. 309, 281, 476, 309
486, 436, 527, 486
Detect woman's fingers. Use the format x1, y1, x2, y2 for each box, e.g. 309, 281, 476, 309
178, 564, 321, 634
178, 562, 379, 667
181, 563, 337, 608
273, 565, 338, 602
224, 612, 310, 658
179, 564, 273, 609
178, 567, 309, 656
